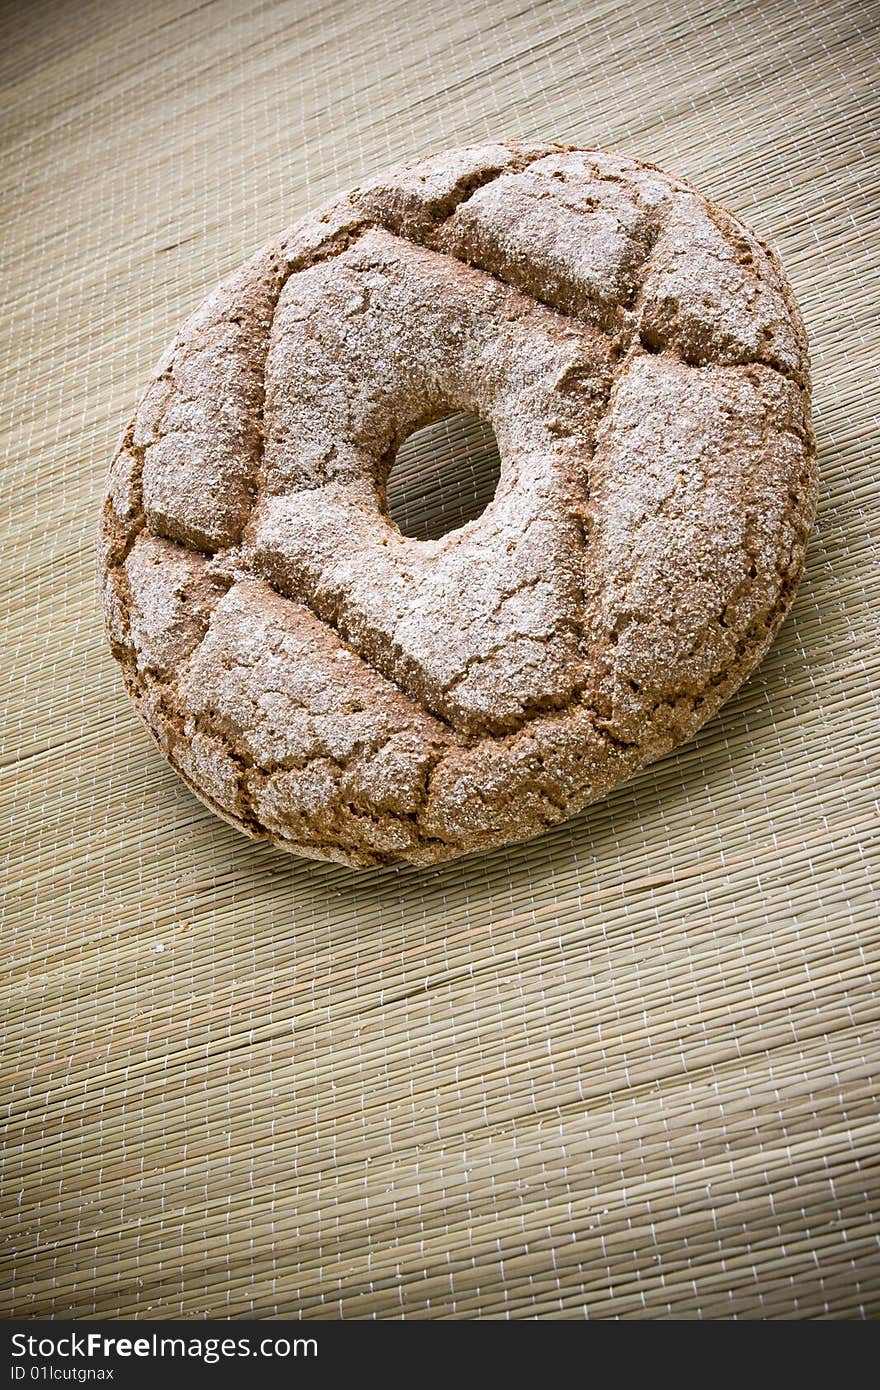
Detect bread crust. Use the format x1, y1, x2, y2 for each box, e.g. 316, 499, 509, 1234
99, 143, 817, 868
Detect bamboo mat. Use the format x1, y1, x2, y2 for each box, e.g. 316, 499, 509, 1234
2, 0, 879, 1321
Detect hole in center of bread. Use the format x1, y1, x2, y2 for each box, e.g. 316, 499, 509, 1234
385, 413, 501, 542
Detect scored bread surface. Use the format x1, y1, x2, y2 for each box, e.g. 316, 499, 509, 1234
100, 142, 817, 868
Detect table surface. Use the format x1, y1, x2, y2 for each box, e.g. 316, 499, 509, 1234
2, 0, 879, 1319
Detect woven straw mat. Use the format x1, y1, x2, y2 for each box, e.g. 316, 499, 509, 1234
2, 0, 879, 1319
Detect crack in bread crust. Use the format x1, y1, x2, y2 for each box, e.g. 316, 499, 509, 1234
99, 142, 817, 868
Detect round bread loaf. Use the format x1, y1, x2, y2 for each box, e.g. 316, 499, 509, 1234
100, 142, 816, 868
